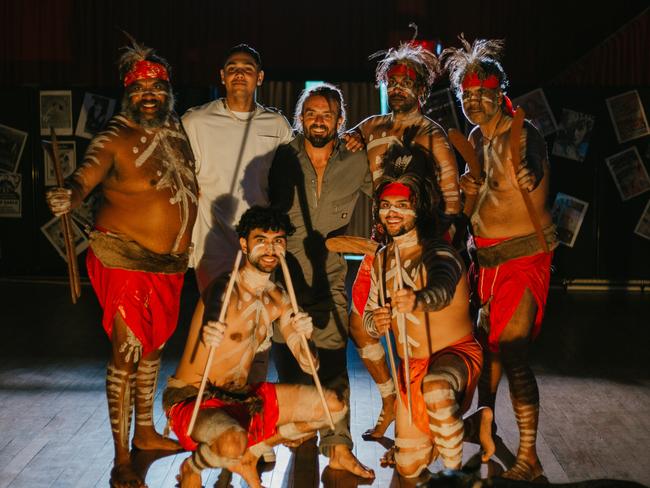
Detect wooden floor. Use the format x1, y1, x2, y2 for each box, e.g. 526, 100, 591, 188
0, 277, 649, 487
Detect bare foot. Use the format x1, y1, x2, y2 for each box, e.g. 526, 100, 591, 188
502, 457, 544, 481
230, 452, 263, 488
175, 458, 202, 488
362, 394, 396, 440
464, 407, 495, 462
110, 462, 147, 488
328, 444, 375, 479
132, 427, 182, 452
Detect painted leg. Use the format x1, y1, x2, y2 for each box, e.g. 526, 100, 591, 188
393, 391, 435, 479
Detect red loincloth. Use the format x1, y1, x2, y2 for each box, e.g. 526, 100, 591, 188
351, 254, 375, 315
86, 248, 184, 357
397, 334, 483, 439
474, 236, 552, 353
166, 382, 280, 451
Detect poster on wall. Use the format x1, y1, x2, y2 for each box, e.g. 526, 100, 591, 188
0, 124, 28, 173
43, 141, 76, 186
75, 92, 116, 139
40, 216, 89, 262
551, 192, 589, 248
424, 88, 460, 132
71, 192, 98, 230
605, 147, 650, 201
634, 200, 650, 241
605, 90, 650, 144
39, 90, 73, 136
551, 109, 595, 162
512, 88, 557, 137
0, 173, 22, 218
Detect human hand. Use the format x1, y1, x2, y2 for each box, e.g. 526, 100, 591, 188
291, 311, 313, 339
459, 173, 483, 196
394, 288, 417, 313
202, 320, 226, 348
515, 164, 536, 192
342, 131, 365, 152
372, 305, 392, 335
46, 187, 72, 216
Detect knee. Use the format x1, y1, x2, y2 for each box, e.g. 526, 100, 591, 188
212, 427, 247, 459
325, 391, 348, 424
422, 376, 456, 406
394, 448, 432, 478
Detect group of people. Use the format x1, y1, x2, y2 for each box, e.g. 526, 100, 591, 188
45, 34, 556, 488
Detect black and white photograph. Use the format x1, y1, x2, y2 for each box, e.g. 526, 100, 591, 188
634, 199, 650, 240
605, 90, 650, 144
40, 215, 89, 262
423, 87, 460, 132
552, 109, 595, 162
71, 191, 99, 229
43, 140, 76, 186
605, 147, 650, 201
39, 90, 73, 136
0, 173, 22, 218
551, 192, 589, 247
512, 88, 557, 136
75, 92, 116, 139
0, 123, 28, 173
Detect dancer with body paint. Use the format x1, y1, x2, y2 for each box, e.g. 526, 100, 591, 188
45, 41, 198, 488
442, 36, 557, 481
344, 42, 462, 440
363, 139, 485, 479
268, 83, 375, 479
165, 206, 346, 488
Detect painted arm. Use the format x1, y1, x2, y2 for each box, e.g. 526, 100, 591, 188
277, 294, 319, 374
413, 241, 463, 312
418, 128, 461, 215
362, 252, 391, 338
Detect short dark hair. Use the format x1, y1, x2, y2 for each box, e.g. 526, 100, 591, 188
293, 83, 347, 135
224, 43, 262, 69
236, 205, 295, 239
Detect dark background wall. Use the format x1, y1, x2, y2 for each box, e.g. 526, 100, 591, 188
1, 0, 649, 280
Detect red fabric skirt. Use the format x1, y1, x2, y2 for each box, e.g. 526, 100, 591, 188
86, 248, 184, 356
166, 382, 280, 451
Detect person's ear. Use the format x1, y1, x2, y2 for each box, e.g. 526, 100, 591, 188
256, 70, 265, 87
220, 69, 226, 85
239, 237, 248, 254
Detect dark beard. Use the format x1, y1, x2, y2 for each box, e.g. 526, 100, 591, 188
121, 91, 174, 128
389, 95, 418, 114
305, 125, 336, 148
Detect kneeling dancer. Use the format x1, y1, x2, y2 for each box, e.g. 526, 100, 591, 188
164, 206, 346, 488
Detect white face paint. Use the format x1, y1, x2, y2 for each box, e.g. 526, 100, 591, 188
243, 229, 287, 273
378, 205, 416, 217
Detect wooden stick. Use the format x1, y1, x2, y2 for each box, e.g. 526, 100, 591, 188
277, 253, 335, 431
50, 128, 81, 303
448, 128, 482, 217
392, 243, 412, 425
187, 250, 242, 436
509, 109, 549, 253
325, 235, 379, 255
377, 252, 400, 406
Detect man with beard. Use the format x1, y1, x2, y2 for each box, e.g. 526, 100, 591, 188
167, 206, 347, 488
344, 43, 461, 440
268, 83, 374, 479
46, 41, 198, 488
441, 36, 557, 481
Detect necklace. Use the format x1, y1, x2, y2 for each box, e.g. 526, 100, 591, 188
224, 100, 255, 123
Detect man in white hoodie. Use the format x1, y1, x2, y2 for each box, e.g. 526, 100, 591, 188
182, 44, 293, 393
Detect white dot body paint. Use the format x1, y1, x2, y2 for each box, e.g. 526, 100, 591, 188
132, 147, 139, 154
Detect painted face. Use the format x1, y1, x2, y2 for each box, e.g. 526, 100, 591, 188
241, 228, 287, 273
123, 78, 171, 128
387, 71, 421, 114
220, 52, 263, 97
460, 85, 501, 126
379, 194, 416, 237
301, 95, 341, 148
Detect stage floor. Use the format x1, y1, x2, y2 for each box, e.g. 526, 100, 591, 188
0, 277, 648, 487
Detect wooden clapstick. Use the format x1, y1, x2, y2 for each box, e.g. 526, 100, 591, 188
326, 235, 379, 255
448, 128, 482, 217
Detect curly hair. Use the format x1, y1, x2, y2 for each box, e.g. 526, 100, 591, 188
236, 205, 296, 239
371, 43, 440, 98
440, 34, 508, 96
117, 36, 172, 84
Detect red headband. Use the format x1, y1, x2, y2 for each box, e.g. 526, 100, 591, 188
124, 60, 170, 87
461, 72, 499, 90
388, 64, 418, 82
380, 182, 411, 200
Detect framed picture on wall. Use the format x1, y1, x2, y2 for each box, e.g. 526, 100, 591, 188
75, 92, 115, 139
605, 90, 650, 144
634, 200, 650, 240
40, 90, 73, 136
424, 88, 460, 132
40, 215, 89, 262
551, 192, 589, 248
0, 173, 22, 218
552, 109, 595, 162
43, 141, 76, 186
513, 88, 557, 137
0, 124, 28, 173
605, 147, 650, 201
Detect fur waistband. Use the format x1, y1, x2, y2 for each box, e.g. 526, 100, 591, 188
89, 230, 189, 274
475, 225, 558, 268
